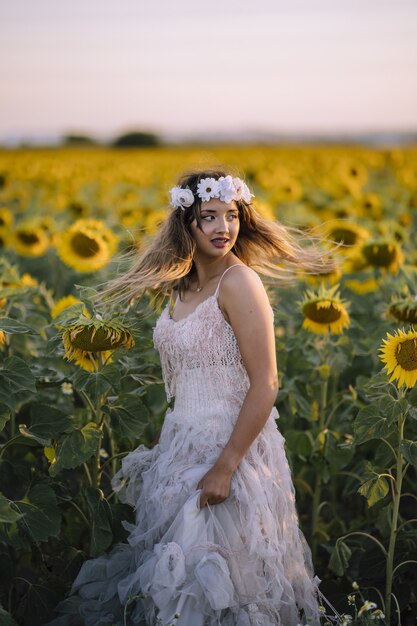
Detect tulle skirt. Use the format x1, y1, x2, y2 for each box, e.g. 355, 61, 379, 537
47, 407, 321, 626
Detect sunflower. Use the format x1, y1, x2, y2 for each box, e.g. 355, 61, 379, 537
377, 220, 407, 244
11, 223, 50, 257
301, 284, 350, 335
355, 193, 382, 219
57, 221, 113, 273
337, 160, 368, 196
379, 327, 417, 388
61, 316, 135, 368
321, 220, 370, 251
270, 176, 303, 204
388, 294, 417, 324
76, 219, 119, 255
360, 239, 404, 273
0, 330, 6, 347
67, 200, 89, 219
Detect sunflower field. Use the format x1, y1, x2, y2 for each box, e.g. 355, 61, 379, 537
0, 144, 417, 626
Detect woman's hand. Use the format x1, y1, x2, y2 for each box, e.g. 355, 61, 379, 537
197, 465, 233, 508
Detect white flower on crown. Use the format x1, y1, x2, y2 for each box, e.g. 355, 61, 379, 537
168, 176, 254, 210
233, 177, 254, 203
170, 186, 194, 210
196, 178, 220, 202
218, 175, 237, 204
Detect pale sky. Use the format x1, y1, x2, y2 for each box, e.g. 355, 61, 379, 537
1, 0, 417, 141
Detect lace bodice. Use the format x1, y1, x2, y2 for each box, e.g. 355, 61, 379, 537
152, 265, 268, 421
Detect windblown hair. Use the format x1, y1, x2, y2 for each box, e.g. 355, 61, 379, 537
92, 167, 342, 307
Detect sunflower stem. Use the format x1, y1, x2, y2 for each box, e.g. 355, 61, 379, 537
385, 404, 406, 626
312, 374, 329, 560
311, 471, 321, 562
90, 353, 105, 488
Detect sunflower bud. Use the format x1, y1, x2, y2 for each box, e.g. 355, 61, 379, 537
319, 364, 331, 380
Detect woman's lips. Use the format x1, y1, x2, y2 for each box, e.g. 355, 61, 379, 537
211, 238, 230, 248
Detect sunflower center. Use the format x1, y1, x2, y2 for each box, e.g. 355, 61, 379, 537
395, 339, 417, 371
329, 228, 358, 246
362, 243, 397, 267
18, 231, 40, 245
303, 301, 342, 324
71, 232, 101, 258
70, 326, 127, 351
389, 304, 417, 324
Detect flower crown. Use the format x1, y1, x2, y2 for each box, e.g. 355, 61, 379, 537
169, 175, 254, 210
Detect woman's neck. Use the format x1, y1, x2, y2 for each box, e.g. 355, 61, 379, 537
191, 254, 237, 292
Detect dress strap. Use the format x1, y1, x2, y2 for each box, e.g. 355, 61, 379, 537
214, 264, 248, 298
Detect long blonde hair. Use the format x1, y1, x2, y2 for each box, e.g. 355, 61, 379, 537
92, 167, 341, 307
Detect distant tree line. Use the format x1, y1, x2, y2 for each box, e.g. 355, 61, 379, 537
63, 130, 161, 147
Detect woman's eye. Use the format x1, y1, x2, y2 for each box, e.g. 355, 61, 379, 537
202, 215, 214, 221
228, 214, 239, 220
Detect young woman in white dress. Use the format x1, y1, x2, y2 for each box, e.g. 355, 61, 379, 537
48, 169, 341, 626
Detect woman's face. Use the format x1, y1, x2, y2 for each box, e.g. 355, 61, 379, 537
190, 198, 240, 260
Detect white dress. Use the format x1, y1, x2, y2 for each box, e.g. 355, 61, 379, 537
49, 264, 323, 626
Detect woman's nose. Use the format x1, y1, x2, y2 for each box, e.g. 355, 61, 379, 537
215, 218, 228, 232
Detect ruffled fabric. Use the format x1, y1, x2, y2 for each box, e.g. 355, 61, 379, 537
48, 270, 323, 626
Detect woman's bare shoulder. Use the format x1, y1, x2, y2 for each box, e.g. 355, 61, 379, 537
222, 264, 265, 293
219, 265, 270, 311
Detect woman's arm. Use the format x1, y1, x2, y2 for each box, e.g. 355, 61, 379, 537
198, 268, 279, 508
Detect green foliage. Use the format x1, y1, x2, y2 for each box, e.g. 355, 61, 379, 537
84, 488, 113, 557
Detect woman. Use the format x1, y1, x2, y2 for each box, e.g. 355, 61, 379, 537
49, 169, 340, 626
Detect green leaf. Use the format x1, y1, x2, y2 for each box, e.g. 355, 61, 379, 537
354, 404, 393, 445
85, 487, 113, 557
13, 484, 61, 542
18, 403, 72, 446
360, 371, 393, 400
324, 432, 355, 471
358, 476, 390, 507
284, 430, 314, 458
0, 406, 10, 432
400, 439, 417, 466
0, 606, 14, 626
0, 493, 24, 523
0, 316, 38, 334
102, 394, 150, 438
407, 386, 417, 408
329, 540, 352, 576
72, 363, 121, 398
0, 356, 37, 417
49, 422, 102, 476
379, 396, 408, 422
17, 581, 60, 626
